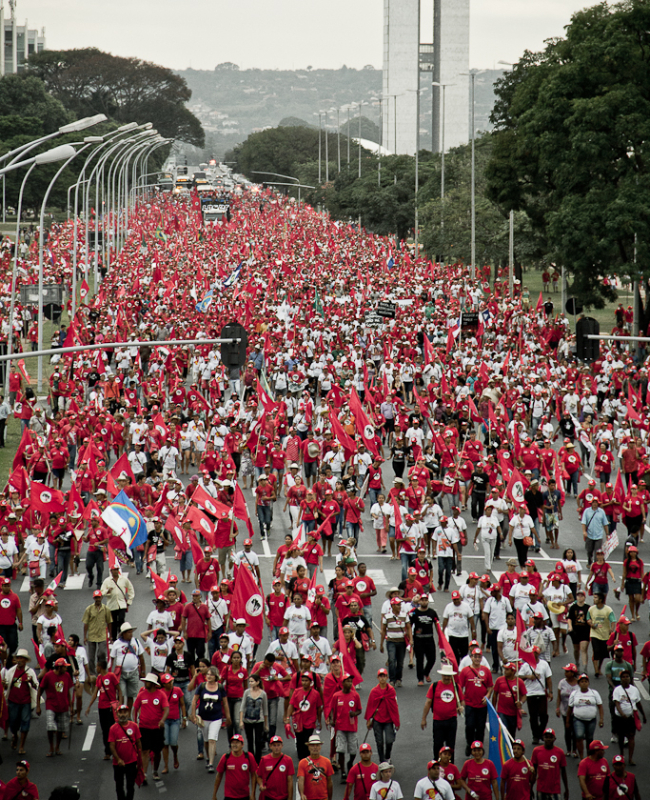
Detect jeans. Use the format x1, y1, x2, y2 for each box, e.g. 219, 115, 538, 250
368, 488, 380, 507
267, 696, 279, 738
573, 715, 597, 746
465, 705, 488, 748
527, 695, 549, 741
372, 720, 396, 762
113, 761, 138, 800
133, 549, 143, 574
448, 636, 469, 664
400, 552, 415, 581
244, 721, 265, 763
57, 550, 71, 584
304, 519, 316, 533
585, 537, 603, 566
208, 627, 224, 660
346, 521, 360, 545
499, 712, 517, 741
8, 701, 31, 733
566, 471, 579, 496
386, 640, 407, 683
257, 505, 271, 535
414, 637, 436, 681
433, 717, 458, 760
437, 556, 453, 589
86, 550, 104, 588
487, 630, 499, 671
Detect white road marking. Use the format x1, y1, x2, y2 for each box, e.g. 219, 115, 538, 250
63, 575, 86, 590
635, 678, 650, 700
261, 538, 272, 557
453, 571, 469, 586
366, 569, 388, 586
537, 548, 551, 560
324, 569, 336, 584
82, 723, 96, 751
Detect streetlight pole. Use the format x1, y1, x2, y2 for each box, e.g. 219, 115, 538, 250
470, 71, 476, 281
337, 108, 341, 173
318, 112, 322, 184
347, 106, 351, 166
324, 111, 329, 183
358, 101, 363, 178
407, 88, 422, 253
378, 98, 382, 187
508, 209, 514, 296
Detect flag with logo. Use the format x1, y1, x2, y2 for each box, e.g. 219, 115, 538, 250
230, 562, 264, 643
486, 698, 514, 778
196, 288, 214, 313
101, 490, 148, 552
223, 262, 243, 288
30, 482, 65, 514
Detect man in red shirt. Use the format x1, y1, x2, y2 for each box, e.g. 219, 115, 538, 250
266, 579, 288, 640
334, 582, 363, 620
213, 734, 257, 800
108, 704, 142, 799
256, 735, 294, 800
132, 672, 169, 783
286, 673, 323, 761
458, 648, 493, 756
297, 735, 333, 800
364, 669, 400, 764
577, 740, 610, 800
36, 658, 75, 757
0, 577, 23, 657
530, 727, 568, 800
181, 589, 210, 661
344, 743, 378, 800
501, 739, 534, 800
421, 663, 464, 761
329, 674, 362, 781
2, 760, 39, 800
255, 474, 276, 540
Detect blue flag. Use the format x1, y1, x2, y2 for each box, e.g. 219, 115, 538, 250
386, 255, 395, 269
196, 289, 214, 313
101, 490, 148, 551
486, 698, 514, 778
223, 262, 242, 288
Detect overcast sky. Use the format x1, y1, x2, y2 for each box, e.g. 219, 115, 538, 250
25, 0, 594, 71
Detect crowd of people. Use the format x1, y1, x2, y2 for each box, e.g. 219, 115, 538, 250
0, 188, 649, 800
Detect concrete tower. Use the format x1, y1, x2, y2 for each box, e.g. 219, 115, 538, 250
382, 0, 469, 155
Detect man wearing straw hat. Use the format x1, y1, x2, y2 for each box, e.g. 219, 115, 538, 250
420, 663, 464, 760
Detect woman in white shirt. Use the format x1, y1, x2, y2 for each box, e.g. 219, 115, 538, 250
370, 493, 389, 554
473, 503, 499, 571
508, 507, 536, 567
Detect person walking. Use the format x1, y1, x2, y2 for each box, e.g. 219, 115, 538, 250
82, 590, 113, 676
257, 735, 295, 800
4, 648, 38, 754
421, 664, 464, 761
191, 665, 230, 773
364, 669, 400, 764
132, 672, 169, 783
581, 498, 610, 567
297, 735, 333, 800
101, 566, 135, 641
108, 704, 143, 800
240, 673, 269, 764
567, 673, 604, 758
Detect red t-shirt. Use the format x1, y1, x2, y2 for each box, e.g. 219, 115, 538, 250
331, 689, 362, 731
96, 672, 120, 709
426, 680, 463, 721
531, 745, 566, 794
289, 686, 322, 728
297, 755, 333, 800
133, 687, 169, 729
257, 753, 295, 799
108, 721, 141, 765
459, 758, 498, 800
266, 592, 288, 627
0, 591, 20, 625
41, 670, 74, 712
346, 762, 379, 800
605, 772, 636, 800
577, 757, 609, 800
458, 666, 493, 708
353, 576, 376, 607
165, 686, 184, 721
220, 664, 249, 699
182, 602, 210, 639
500, 758, 534, 800
493, 676, 526, 717
216, 751, 257, 796
439, 762, 460, 790
7, 666, 32, 704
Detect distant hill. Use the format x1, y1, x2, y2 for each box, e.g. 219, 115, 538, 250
176, 65, 501, 161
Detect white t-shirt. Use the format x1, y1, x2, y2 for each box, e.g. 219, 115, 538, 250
568, 687, 602, 720
442, 601, 473, 638
460, 584, 482, 615
144, 635, 174, 672
612, 684, 641, 717
509, 514, 535, 540
518, 659, 552, 697
0, 537, 18, 569
369, 780, 403, 800
110, 637, 145, 673
433, 527, 459, 559
283, 604, 311, 636
300, 636, 332, 674
476, 515, 499, 540
496, 625, 519, 663
265, 638, 299, 671
37, 613, 63, 647
146, 609, 174, 632
414, 777, 454, 800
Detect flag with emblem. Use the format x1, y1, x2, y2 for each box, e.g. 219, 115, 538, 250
190, 485, 231, 520
47, 571, 63, 592
486, 698, 514, 778
230, 561, 264, 643
30, 482, 65, 514
101, 490, 148, 551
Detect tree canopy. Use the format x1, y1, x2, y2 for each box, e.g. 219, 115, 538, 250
486, 0, 650, 310
27, 48, 205, 147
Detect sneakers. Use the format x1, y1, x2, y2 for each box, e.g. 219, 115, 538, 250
611, 735, 618, 743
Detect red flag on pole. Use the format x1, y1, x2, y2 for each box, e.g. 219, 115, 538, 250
32, 638, 46, 668
148, 567, 170, 598
435, 620, 458, 673
191, 485, 231, 520
16, 359, 31, 385
328, 410, 357, 461
336, 619, 363, 685
515, 611, 538, 669
230, 562, 264, 643
232, 483, 255, 540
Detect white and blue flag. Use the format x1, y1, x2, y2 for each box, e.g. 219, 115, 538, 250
223, 262, 243, 288
196, 289, 214, 313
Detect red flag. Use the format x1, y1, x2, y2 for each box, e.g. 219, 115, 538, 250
467, 394, 482, 423
614, 469, 625, 503
423, 334, 435, 365
16, 359, 31, 385
32, 638, 46, 669
83, 499, 102, 522
12, 427, 32, 470
7, 465, 29, 497
107, 545, 119, 571
230, 562, 264, 644
79, 278, 90, 302
66, 482, 84, 517
232, 484, 255, 540
191, 484, 231, 520
515, 610, 538, 669
107, 453, 136, 496
47, 571, 63, 592
349, 388, 379, 456
435, 619, 458, 673
535, 292, 544, 313
328, 409, 357, 461
148, 567, 170, 598
30, 482, 65, 514
626, 403, 642, 424
152, 413, 169, 442
506, 468, 527, 507
188, 531, 205, 568
336, 619, 363, 685
412, 384, 430, 419
165, 513, 186, 550
186, 505, 216, 546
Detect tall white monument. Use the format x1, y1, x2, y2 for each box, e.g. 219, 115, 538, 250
382, 0, 469, 155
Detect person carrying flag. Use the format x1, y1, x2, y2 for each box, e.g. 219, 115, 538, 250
500, 740, 534, 800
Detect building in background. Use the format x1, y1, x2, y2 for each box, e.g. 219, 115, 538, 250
0, 1, 46, 77
383, 0, 469, 155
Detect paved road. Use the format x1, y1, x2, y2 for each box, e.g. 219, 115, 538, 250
4, 467, 650, 800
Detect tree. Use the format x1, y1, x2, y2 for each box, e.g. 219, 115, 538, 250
27, 48, 205, 147
0, 74, 70, 133
486, 0, 650, 314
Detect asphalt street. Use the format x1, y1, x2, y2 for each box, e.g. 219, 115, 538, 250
4, 464, 650, 800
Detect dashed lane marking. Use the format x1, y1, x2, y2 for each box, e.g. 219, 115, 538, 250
82, 723, 96, 751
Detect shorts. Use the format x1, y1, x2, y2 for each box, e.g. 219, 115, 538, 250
120, 670, 140, 699
141, 726, 165, 753
164, 718, 180, 747
616, 714, 637, 739
52, 468, 65, 479
384, 418, 395, 432
46, 709, 70, 733
205, 718, 223, 742
335, 730, 358, 754
304, 461, 317, 478
591, 638, 609, 662
549, 612, 568, 631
